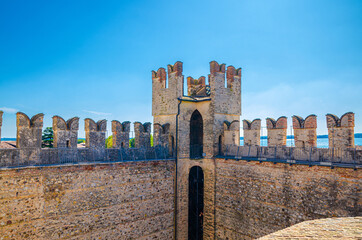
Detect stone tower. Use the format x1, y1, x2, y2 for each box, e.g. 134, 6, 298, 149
152, 61, 241, 240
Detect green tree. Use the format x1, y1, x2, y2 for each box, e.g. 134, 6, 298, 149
105, 135, 113, 148
129, 138, 135, 148
42, 127, 53, 148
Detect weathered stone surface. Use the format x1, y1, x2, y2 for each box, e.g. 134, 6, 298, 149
16, 112, 44, 148
259, 217, 362, 239
53, 116, 79, 148
0, 160, 175, 239
266, 117, 287, 147
326, 112, 355, 149
243, 119, 261, 146
214, 159, 361, 239
84, 118, 106, 149
292, 115, 317, 148
134, 122, 151, 148
111, 120, 130, 148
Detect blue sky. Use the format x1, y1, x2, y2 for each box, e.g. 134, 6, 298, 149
0, 0, 361, 138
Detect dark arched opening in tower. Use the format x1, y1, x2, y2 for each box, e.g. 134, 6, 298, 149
188, 166, 204, 240
190, 110, 203, 158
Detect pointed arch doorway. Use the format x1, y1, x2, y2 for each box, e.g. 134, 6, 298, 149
188, 166, 204, 240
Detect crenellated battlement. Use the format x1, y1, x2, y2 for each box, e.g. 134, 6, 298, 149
292, 115, 317, 148
266, 116, 287, 147
134, 122, 152, 148
326, 112, 355, 148
112, 120, 131, 148
16, 112, 44, 148
152, 61, 184, 116
243, 119, 261, 146
0, 113, 173, 168
208, 61, 242, 115
241, 112, 356, 149
187, 76, 207, 96
153, 123, 171, 151
223, 120, 240, 147
53, 116, 79, 148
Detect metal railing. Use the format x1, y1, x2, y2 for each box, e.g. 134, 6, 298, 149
221, 145, 361, 168
0, 146, 173, 168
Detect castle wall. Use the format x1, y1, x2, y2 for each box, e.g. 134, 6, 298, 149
175, 158, 216, 240
326, 113, 355, 149
209, 62, 241, 115
0, 160, 175, 239
214, 159, 360, 239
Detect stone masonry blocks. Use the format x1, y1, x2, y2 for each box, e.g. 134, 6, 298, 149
223, 120, 240, 146
292, 115, 317, 148
52, 116, 79, 148
153, 123, 170, 148
134, 122, 151, 148
243, 119, 261, 146
152, 61, 184, 116
326, 112, 355, 149
84, 118, 107, 149
16, 112, 44, 148
112, 120, 130, 148
209, 61, 241, 115
266, 117, 287, 147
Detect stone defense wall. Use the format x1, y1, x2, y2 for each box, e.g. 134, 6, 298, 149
214, 159, 360, 240
266, 117, 287, 147
243, 119, 261, 146
292, 115, 317, 148
326, 112, 355, 148
0, 160, 175, 239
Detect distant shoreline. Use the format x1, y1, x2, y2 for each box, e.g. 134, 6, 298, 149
1, 134, 362, 141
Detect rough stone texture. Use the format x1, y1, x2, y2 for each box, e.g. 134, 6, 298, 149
223, 120, 240, 147
214, 159, 361, 240
187, 76, 207, 96
0, 160, 175, 239
111, 120, 130, 148
134, 122, 151, 148
326, 112, 355, 149
243, 119, 261, 146
266, 117, 287, 147
259, 217, 362, 239
84, 118, 106, 149
153, 123, 170, 147
52, 116, 79, 148
16, 112, 44, 148
209, 61, 241, 115
292, 115, 317, 148
152, 61, 184, 117
0, 111, 3, 143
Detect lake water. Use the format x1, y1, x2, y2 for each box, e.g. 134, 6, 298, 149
240, 137, 362, 148
2, 137, 362, 148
